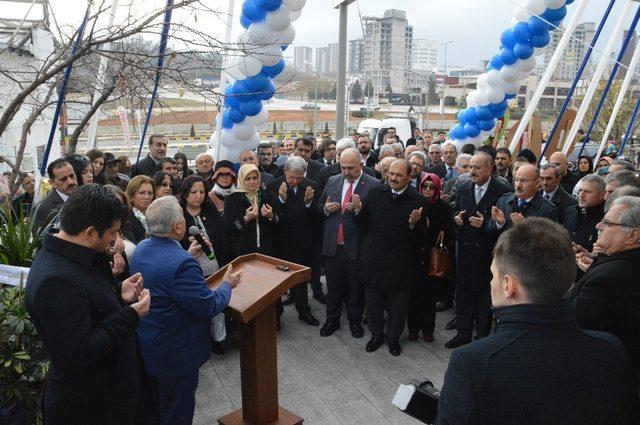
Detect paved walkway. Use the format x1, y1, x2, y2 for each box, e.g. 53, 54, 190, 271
194, 290, 455, 425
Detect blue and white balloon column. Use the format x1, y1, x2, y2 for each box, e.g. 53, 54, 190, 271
211, 0, 305, 161
449, 0, 574, 149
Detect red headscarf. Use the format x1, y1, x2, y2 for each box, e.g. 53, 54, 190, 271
419, 172, 442, 206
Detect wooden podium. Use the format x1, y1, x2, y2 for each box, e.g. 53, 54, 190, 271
206, 253, 310, 425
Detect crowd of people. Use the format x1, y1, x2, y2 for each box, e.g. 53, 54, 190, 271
6, 128, 640, 424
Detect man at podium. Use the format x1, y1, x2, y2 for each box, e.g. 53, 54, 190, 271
130, 196, 243, 425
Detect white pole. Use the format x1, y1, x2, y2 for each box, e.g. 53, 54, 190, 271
85, 0, 119, 151
593, 31, 640, 165
562, 0, 636, 155
509, 0, 589, 153
214, 0, 236, 164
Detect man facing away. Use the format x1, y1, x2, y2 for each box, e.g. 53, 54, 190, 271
437, 218, 632, 425
130, 196, 242, 425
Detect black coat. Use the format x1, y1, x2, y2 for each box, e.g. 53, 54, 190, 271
31, 189, 65, 235
357, 184, 428, 290
427, 162, 447, 179
24, 232, 141, 425
316, 162, 377, 194
266, 176, 317, 266
130, 154, 160, 178
436, 303, 632, 425
259, 162, 280, 176
122, 211, 147, 245
487, 192, 558, 234
424, 199, 454, 251
222, 188, 280, 257
11, 191, 34, 220
560, 172, 580, 194
563, 202, 605, 252
180, 205, 233, 267
545, 185, 577, 224
363, 150, 378, 169
568, 248, 640, 392
275, 159, 324, 183
454, 178, 512, 290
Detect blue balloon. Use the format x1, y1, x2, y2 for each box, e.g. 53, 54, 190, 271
513, 22, 532, 43
464, 123, 481, 138
548, 20, 561, 30
531, 32, 550, 48
221, 110, 234, 129
246, 73, 270, 92
457, 110, 467, 124
465, 107, 479, 124
224, 84, 241, 108
479, 119, 495, 131
489, 54, 504, 71
476, 105, 493, 121
281, 45, 288, 51
232, 79, 254, 101
242, 0, 266, 22
528, 16, 549, 36
228, 107, 246, 123
544, 6, 567, 22
263, 59, 286, 78
489, 100, 508, 112
566, 0, 574, 4
500, 47, 518, 65
239, 99, 262, 116
256, 0, 282, 12
240, 14, 252, 29
504, 93, 516, 100
449, 124, 460, 139
500, 29, 516, 49
492, 106, 507, 118
514, 42, 534, 59
455, 125, 467, 140
256, 79, 276, 100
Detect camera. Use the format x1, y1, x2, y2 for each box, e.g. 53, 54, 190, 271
392, 379, 440, 424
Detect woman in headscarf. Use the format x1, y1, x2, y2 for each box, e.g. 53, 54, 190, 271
222, 163, 280, 258
407, 173, 454, 343
209, 160, 237, 213
595, 156, 613, 176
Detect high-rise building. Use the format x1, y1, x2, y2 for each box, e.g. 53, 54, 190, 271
293, 46, 313, 73
315, 46, 329, 74
362, 9, 413, 94
328, 42, 339, 75
411, 39, 438, 72
619, 30, 637, 80
348, 38, 364, 74
543, 22, 595, 81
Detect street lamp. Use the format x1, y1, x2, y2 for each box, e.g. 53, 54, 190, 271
305, 60, 319, 135
440, 40, 453, 130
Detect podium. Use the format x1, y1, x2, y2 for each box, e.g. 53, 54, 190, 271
207, 253, 310, 425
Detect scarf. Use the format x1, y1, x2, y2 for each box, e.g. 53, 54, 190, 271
132, 208, 148, 232
212, 183, 236, 198
418, 172, 442, 206
236, 163, 260, 209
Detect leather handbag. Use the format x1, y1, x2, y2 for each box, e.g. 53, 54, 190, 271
427, 231, 454, 279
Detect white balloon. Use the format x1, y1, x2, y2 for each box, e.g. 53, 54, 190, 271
515, 2, 531, 22
248, 22, 276, 45
452, 139, 467, 151
516, 56, 537, 72
500, 65, 521, 83
237, 56, 263, 77
466, 91, 478, 108
237, 31, 252, 50
266, 8, 292, 32
475, 89, 490, 107
255, 44, 283, 66
486, 86, 506, 104
289, 9, 302, 22
476, 73, 490, 90
544, 0, 565, 9
503, 81, 520, 96
225, 59, 246, 81
282, 0, 305, 12
533, 47, 546, 56
274, 25, 296, 46
486, 69, 504, 88
245, 106, 269, 126
233, 121, 256, 140
526, 0, 546, 16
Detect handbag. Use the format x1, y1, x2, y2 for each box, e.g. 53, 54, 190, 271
427, 230, 454, 279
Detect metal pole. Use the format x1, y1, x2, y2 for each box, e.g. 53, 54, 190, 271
618, 89, 640, 157
314, 68, 319, 134
335, 3, 348, 139
214, 0, 235, 164
538, 0, 615, 164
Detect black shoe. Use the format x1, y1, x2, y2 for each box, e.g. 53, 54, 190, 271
349, 321, 364, 338
445, 317, 458, 331
313, 290, 327, 304
298, 311, 320, 326
388, 339, 401, 356
436, 301, 453, 312
210, 340, 224, 355
365, 337, 385, 353
445, 333, 471, 349
320, 320, 340, 337
282, 293, 294, 306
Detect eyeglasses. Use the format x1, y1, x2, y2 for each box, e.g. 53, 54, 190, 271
217, 172, 233, 178
421, 184, 436, 190
598, 219, 632, 229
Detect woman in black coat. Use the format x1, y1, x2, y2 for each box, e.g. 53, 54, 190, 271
122, 175, 155, 245
407, 173, 454, 342
222, 164, 280, 258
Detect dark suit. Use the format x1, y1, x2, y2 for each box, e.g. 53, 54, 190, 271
363, 150, 378, 169
358, 184, 428, 341
275, 159, 323, 183
131, 237, 232, 425
267, 176, 317, 314
437, 302, 632, 425
427, 162, 447, 179
487, 192, 558, 234
25, 232, 142, 425
123, 211, 147, 245
544, 185, 577, 224
454, 178, 512, 338
31, 189, 65, 235
316, 158, 336, 167
131, 154, 160, 178
320, 172, 379, 325
563, 202, 605, 252
560, 172, 580, 194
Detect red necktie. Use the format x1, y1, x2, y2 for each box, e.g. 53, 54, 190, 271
337, 182, 353, 245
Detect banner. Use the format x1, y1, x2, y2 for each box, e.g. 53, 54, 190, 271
117, 105, 132, 148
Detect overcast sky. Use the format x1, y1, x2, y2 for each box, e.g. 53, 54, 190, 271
5, 0, 634, 68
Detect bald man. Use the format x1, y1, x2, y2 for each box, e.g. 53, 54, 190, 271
488, 164, 558, 234
377, 157, 396, 183
549, 151, 579, 193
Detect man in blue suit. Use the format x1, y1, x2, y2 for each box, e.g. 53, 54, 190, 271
130, 196, 243, 425
319, 148, 380, 338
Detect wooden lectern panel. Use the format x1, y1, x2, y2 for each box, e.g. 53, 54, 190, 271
206, 254, 311, 323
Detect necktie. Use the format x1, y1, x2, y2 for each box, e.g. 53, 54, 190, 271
518, 199, 529, 210
337, 182, 353, 245
544, 193, 550, 201
475, 187, 483, 203
392, 192, 399, 199
446, 167, 453, 180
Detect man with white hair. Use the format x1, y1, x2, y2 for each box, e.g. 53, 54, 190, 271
131, 196, 242, 425
378, 144, 395, 160
441, 142, 458, 182
563, 174, 606, 253
427, 143, 446, 178
195, 152, 215, 190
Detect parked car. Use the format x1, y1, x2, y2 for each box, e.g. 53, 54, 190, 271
301, 103, 320, 110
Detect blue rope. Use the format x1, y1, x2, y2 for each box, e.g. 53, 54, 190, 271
39, 6, 91, 176
135, 0, 174, 164
577, 4, 640, 158
617, 87, 640, 157
537, 0, 616, 164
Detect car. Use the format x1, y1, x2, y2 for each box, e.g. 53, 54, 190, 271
360, 103, 380, 111
301, 103, 320, 110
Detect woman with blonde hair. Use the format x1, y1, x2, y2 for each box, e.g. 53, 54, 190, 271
123, 175, 155, 244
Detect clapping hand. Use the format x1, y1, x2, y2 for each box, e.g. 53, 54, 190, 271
510, 212, 525, 224
454, 210, 466, 226
121, 272, 143, 304
491, 206, 505, 226
261, 203, 274, 220
352, 194, 362, 214
469, 212, 484, 228
244, 205, 258, 222
278, 182, 288, 202
131, 288, 151, 317
409, 207, 423, 225
304, 186, 315, 204
110, 253, 126, 277
325, 196, 341, 214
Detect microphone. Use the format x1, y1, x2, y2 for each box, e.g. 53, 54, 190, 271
189, 226, 215, 260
